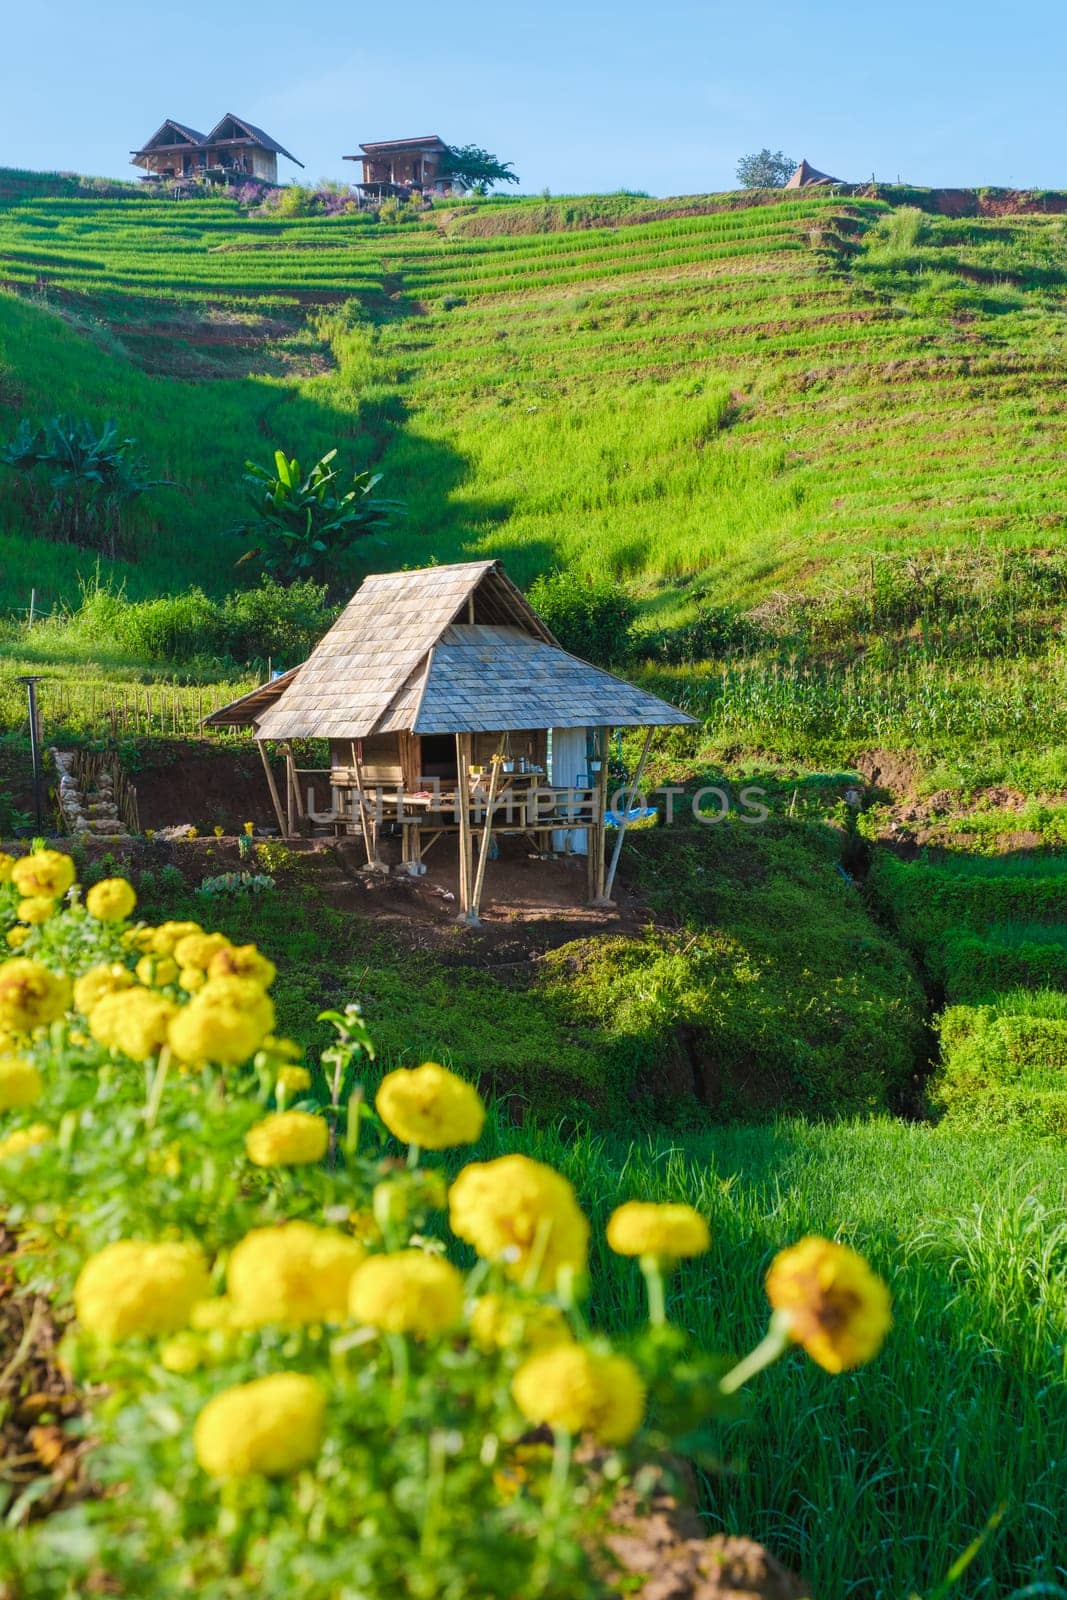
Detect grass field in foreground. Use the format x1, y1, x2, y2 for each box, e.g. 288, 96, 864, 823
505, 1114, 1067, 1600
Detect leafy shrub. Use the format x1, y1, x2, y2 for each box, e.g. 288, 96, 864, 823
640, 603, 762, 663
38, 577, 334, 670
935, 925, 1067, 1003
868, 850, 1067, 956
526, 570, 637, 666
540, 819, 925, 1120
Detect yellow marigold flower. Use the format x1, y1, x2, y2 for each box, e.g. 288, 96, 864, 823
276, 1064, 311, 1097
160, 1332, 204, 1374
150, 921, 203, 958
227, 1221, 366, 1326
765, 1237, 892, 1373
376, 1061, 485, 1150
85, 878, 137, 922
194, 1372, 326, 1479
0, 1122, 51, 1161
168, 977, 275, 1067
136, 954, 179, 989
173, 931, 229, 970
470, 1293, 572, 1354
178, 966, 206, 992
73, 963, 136, 1015
73, 1239, 209, 1342
449, 1155, 589, 1291
11, 850, 75, 901
17, 896, 56, 926
512, 1345, 645, 1444
245, 1110, 327, 1167
207, 943, 276, 989
5, 928, 30, 949
89, 987, 176, 1061
0, 1055, 44, 1111
0, 852, 14, 883
191, 1297, 243, 1332
0, 959, 72, 1034
349, 1250, 464, 1339
606, 1202, 711, 1262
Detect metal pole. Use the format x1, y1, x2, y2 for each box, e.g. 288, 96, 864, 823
18, 676, 44, 831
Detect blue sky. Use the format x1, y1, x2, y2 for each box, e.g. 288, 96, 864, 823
3, 0, 1065, 194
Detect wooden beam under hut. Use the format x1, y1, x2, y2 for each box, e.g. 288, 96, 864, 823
256, 740, 286, 836
455, 732, 474, 918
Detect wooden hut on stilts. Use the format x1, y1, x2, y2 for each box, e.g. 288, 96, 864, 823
206, 561, 696, 924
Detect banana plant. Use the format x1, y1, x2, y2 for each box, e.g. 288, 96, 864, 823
0, 415, 170, 556
239, 448, 399, 583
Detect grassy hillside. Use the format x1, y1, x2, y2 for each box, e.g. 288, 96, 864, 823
2, 186, 1066, 620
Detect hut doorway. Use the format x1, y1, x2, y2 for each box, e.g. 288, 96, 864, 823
420, 735, 458, 782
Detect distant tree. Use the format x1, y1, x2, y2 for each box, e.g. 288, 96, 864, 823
735, 149, 796, 189
237, 448, 398, 585
439, 145, 520, 194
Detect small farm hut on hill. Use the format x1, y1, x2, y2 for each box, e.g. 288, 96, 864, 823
131, 114, 303, 184
206, 560, 696, 922
785, 158, 841, 189
343, 135, 457, 197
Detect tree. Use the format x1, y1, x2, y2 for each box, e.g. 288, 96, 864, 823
0, 415, 169, 557
439, 145, 520, 194
735, 149, 796, 189
237, 448, 398, 584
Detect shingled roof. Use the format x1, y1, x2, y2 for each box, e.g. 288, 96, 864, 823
206, 560, 695, 737
205, 114, 304, 168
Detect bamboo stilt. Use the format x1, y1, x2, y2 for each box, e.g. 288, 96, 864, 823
257, 740, 286, 836
469, 754, 503, 923
602, 727, 654, 903
455, 733, 474, 917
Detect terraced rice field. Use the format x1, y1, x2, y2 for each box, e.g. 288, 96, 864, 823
2, 187, 1066, 612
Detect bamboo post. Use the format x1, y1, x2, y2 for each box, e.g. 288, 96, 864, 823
257, 741, 286, 835
602, 727, 655, 904
591, 726, 612, 905
285, 745, 296, 836
455, 733, 473, 916
351, 756, 378, 869
469, 754, 503, 924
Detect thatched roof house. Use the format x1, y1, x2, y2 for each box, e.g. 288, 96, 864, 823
785, 158, 841, 189
208, 560, 695, 919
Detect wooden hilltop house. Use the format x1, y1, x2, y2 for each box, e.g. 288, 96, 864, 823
206, 560, 696, 923
131, 114, 304, 185
343, 135, 459, 199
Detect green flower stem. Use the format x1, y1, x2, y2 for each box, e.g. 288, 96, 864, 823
419, 1430, 447, 1562
385, 1331, 410, 1423
718, 1311, 793, 1395
345, 1088, 364, 1156
640, 1255, 668, 1327
144, 1045, 171, 1131
532, 1426, 573, 1595
406, 1139, 422, 1169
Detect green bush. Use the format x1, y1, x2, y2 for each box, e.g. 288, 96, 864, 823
526, 570, 637, 666
640, 603, 761, 664
868, 850, 1067, 956
539, 819, 925, 1120
37, 578, 333, 669
935, 925, 1067, 1003
935, 1085, 1067, 1136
